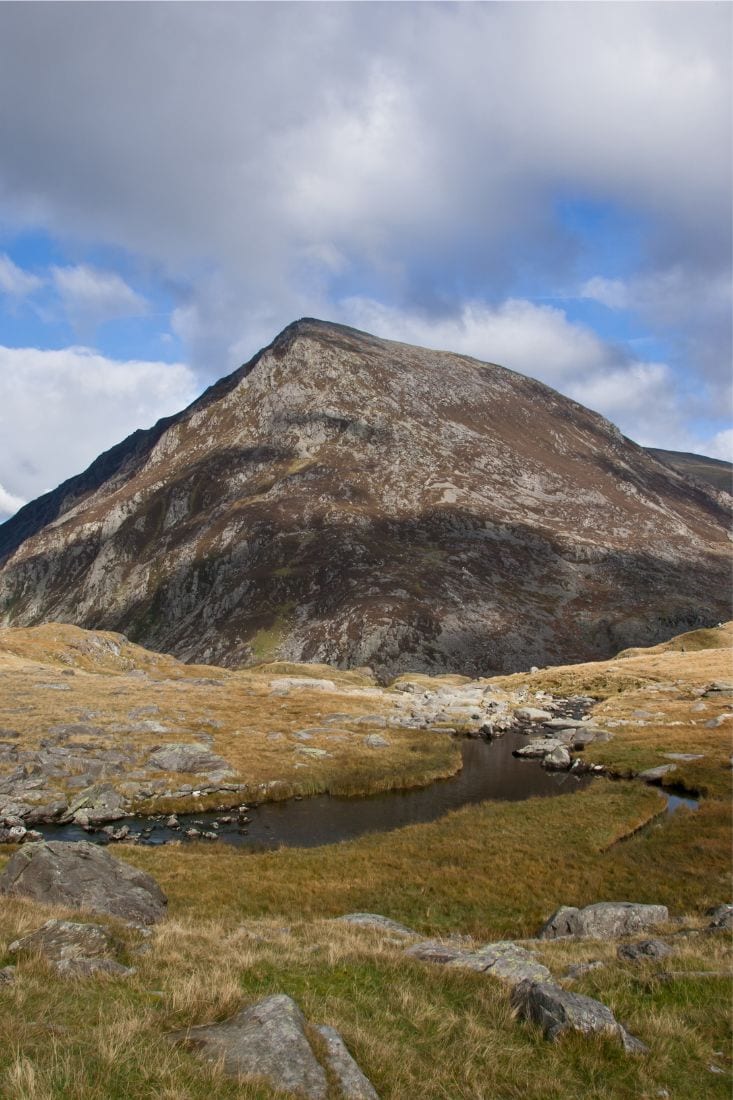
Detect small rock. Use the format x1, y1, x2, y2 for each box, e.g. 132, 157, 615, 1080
52, 958, 135, 979
617, 939, 673, 962
0, 965, 16, 983
337, 913, 416, 937
510, 980, 647, 1053
542, 746, 571, 771
364, 734, 390, 748
515, 707, 553, 722
706, 904, 733, 931
637, 764, 677, 782
9, 919, 114, 961
562, 960, 605, 980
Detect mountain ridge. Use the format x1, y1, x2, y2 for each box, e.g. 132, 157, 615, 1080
0, 318, 730, 677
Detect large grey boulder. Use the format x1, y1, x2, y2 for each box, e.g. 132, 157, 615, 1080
9, 918, 114, 961
539, 902, 668, 940
170, 994, 328, 1097
317, 1026, 380, 1099
64, 783, 128, 825
406, 940, 551, 985
511, 980, 647, 1053
0, 840, 167, 924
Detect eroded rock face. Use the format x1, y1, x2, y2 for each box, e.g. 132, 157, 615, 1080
0, 840, 167, 924
0, 319, 729, 679
539, 902, 669, 940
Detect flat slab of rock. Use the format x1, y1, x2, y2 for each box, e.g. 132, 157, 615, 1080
511, 980, 647, 1053
169, 994, 328, 1098
337, 913, 416, 937
406, 940, 551, 985
9, 919, 114, 961
515, 707, 553, 722
539, 902, 668, 940
637, 764, 676, 782
514, 738, 565, 759
317, 1025, 380, 1099
0, 840, 167, 924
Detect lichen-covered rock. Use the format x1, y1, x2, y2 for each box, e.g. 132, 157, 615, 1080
539, 902, 668, 940
9, 919, 114, 961
169, 994, 328, 1098
0, 840, 167, 924
337, 913, 416, 937
147, 743, 232, 776
511, 980, 647, 1053
617, 939, 673, 962
406, 940, 551, 985
52, 958, 135, 979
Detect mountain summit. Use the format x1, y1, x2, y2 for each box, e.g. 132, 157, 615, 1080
0, 319, 730, 676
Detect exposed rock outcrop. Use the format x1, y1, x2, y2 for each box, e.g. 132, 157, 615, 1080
539, 902, 669, 940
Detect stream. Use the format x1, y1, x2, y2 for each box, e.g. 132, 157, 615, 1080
36, 732, 595, 850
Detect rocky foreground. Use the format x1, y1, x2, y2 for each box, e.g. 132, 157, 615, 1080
1, 319, 730, 677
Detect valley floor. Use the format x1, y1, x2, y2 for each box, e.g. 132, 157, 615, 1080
0, 623, 731, 1098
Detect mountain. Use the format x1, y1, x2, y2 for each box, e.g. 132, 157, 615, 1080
0, 318, 730, 678
645, 448, 732, 494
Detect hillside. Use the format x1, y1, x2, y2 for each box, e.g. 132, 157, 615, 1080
0, 319, 730, 677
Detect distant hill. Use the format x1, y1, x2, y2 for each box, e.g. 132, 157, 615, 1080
0, 318, 730, 677
645, 448, 732, 493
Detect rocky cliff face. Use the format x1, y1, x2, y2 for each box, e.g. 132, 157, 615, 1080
0, 319, 730, 677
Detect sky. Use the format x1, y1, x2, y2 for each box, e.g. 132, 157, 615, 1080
0, 2, 731, 518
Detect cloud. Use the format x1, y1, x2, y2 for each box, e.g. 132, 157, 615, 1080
0, 253, 42, 297
0, 346, 198, 513
51, 264, 148, 330
0, 482, 25, 518
0, 3, 727, 374
702, 429, 733, 464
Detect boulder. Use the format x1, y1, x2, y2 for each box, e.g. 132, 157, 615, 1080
406, 940, 551, 986
364, 734, 390, 748
169, 994, 328, 1098
513, 738, 564, 759
317, 1026, 380, 1099
542, 746, 572, 770
0, 840, 167, 924
9, 919, 114, 961
64, 783, 128, 825
539, 902, 668, 940
515, 708, 553, 722
707, 904, 733, 931
147, 743, 232, 776
337, 913, 416, 937
510, 980, 647, 1053
617, 939, 673, 962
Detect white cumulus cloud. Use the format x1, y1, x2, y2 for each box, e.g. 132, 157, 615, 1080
0, 345, 198, 516
0, 253, 42, 298
51, 264, 148, 330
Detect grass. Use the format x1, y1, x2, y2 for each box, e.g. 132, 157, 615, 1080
0, 622, 731, 1096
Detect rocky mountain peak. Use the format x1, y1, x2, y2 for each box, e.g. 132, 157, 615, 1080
0, 320, 730, 678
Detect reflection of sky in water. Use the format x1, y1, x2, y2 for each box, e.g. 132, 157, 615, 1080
40, 733, 591, 850
664, 792, 699, 815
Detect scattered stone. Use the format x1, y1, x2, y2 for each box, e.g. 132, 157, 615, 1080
316, 1026, 380, 1099
543, 718, 588, 730
513, 738, 564, 759
406, 940, 551, 985
706, 904, 733, 932
269, 677, 336, 693
9, 919, 114, 961
662, 753, 704, 762
704, 681, 733, 697
337, 913, 416, 937
617, 939, 673, 962
0, 965, 16, 983
542, 746, 572, 770
53, 958, 135, 979
364, 734, 390, 748
147, 743, 233, 775
515, 707, 553, 722
64, 783, 128, 825
0, 840, 167, 924
295, 746, 330, 758
637, 764, 676, 782
704, 714, 733, 728
563, 960, 605, 980
511, 980, 647, 1053
539, 902, 668, 940
169, 994, 328, 1098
